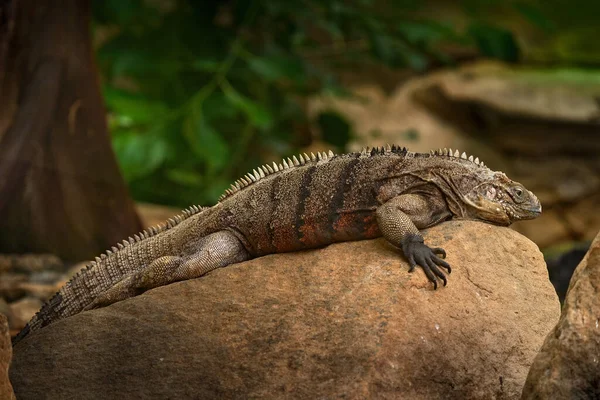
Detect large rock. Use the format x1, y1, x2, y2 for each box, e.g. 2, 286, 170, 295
0, 314, 16, 400
522, 229, 600, 399
11, 221, 559, 399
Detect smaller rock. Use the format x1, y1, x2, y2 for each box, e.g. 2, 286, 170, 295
0, 299, 20, 335
15, 282, 61, 301
434, 61, 600, 122
522, 229, 600, 398
29, 270, 64, 285
0, 254, 63, 273
0, 274, 28, 301
9, 298, 42, 333
0, 314, 16, 400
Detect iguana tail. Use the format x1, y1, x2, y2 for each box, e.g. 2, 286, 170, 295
13, 205, 208, 345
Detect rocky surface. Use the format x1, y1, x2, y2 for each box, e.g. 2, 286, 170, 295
0, 314, 16, 400
11, 221, 559, 399
522, 229, 600, 399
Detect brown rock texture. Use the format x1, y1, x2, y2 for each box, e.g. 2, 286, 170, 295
11, 221, 559, 399
0, 314, 16, 400
522, 229, 600, 399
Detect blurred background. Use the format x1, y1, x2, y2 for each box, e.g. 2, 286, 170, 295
0, 0, 598, 334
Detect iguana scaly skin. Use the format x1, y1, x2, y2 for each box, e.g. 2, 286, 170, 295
13, 145, 541, 344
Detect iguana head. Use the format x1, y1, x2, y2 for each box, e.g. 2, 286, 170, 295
463, 172, 541, 226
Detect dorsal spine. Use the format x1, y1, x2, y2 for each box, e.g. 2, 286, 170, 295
218, 150, 336, 202
218, 144, 486, 203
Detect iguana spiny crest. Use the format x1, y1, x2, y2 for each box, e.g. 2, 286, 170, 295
219, 145, 488, 201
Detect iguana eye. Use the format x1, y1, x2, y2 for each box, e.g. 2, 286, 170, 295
512, 187, 524, 201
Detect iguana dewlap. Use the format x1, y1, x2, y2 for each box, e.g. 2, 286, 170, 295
13, 145, 541, 344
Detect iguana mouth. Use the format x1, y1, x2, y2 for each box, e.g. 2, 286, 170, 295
526, 205, 542, 217
506, 194, 542, 221
505, 207, 539, 221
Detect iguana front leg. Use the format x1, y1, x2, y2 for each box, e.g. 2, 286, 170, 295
84, 230, 250, 310
376, 194, 451, 289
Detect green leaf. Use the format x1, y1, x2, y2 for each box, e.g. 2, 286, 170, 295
467, 23, 520, 62
191, 59, 220, 72
112, 131, 168, 181
103, 87, 169, 124
248, 54, 306, 84
316, 20, 344, 40
165, 169, 204, 187
513, 3, 555, 33
403, 50, 429, 71
92, 0, 143, 25
182, 111, 229, 170
317, 111, 352, 149
397, 21, 448, 45
99, 36, 182, 81
368, 33, 396, 65
222, 85, 273, 129
248, 57, 285, 81
203, 93, 240, 120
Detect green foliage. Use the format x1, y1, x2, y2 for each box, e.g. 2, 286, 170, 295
467, 24, 520, 62
92, 0, 548, 207
317, 111, 352, 151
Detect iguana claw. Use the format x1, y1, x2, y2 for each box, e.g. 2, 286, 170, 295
403, 240, 451, 290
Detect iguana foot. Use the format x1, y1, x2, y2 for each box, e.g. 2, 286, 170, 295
401, 235, 450, 290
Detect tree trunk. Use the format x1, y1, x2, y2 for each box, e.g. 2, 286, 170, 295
0, 0, 142, 261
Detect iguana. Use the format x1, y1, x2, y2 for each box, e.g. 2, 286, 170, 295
13, 145, 541, 344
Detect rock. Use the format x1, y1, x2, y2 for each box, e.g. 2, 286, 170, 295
0, 299, 20, 337
413, 63, 600, 158
0, 314, 16, 400
431, 61, 600, 123
10, 221, 559, 399
12, 282, 60, 301
9, 298, 43, 331
522, 229, 600, 398
0, 254, 63, 273
0, 274, 28, 301
29, 270, 64, 285
307, 82, 470, 154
